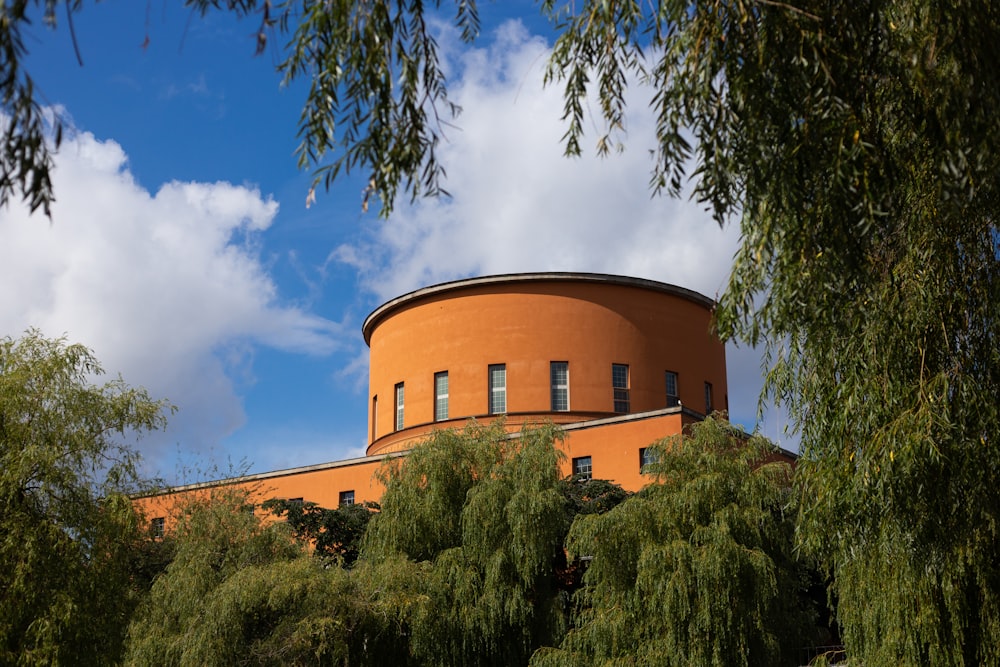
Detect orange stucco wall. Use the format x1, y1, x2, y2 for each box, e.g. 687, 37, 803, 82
133, 455, 391, 532
134, 274, 735, 533
365, 274, 727, 456
559, 409, 703, 490
133, 410, 706, 530
134, 408, 795, 534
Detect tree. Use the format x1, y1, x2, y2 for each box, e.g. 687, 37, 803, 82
124, 486, 308, 666
532, 416, 818, 667
363, 420, 572, 666
263, 497, 380, 566
125, 420, 596, 667
556, 474, 632, 520
0, 0, 483, 217
0, 330, 169, 665
9, 2, 999, 661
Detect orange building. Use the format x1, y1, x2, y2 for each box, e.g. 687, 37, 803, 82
136, 273, 729, 527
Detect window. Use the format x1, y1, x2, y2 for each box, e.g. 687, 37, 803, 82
395, 382, 405, 431
639, 447, 660, 472
434, 371, 449, 421
572, 456, 592, 479
665, 371, 680, 407
612, 363, 630, 413
488, 364, 506, 414
371, 395, 378, 441
551, 361, 569, 411
150, 517, 165, 538
289, 497, 304, 505
704, 381, 713, 414
339, 490, 355, 506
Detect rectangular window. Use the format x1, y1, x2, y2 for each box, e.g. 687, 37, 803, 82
289, 497, 304, 505
151, 517, 165, 538
551, 361, 570, 411
395, 382, 405, 431
488, 364, 507, 414
434, 371, 449, 421
665, 371, 680, 407
371, 395, 378, 441
612, 363, 630, 413
339, 490, 355, 506
639, 447, 660, 473
704, 381, 713, 414
572, 456, 592, 479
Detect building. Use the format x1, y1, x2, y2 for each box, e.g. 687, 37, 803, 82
135, 272, 729, 523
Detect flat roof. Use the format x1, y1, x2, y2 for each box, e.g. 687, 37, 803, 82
363, 272, 716, 345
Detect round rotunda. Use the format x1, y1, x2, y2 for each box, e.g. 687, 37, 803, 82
363, 272, 727, 456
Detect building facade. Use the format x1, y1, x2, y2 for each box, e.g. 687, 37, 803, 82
136, 273, 728, 523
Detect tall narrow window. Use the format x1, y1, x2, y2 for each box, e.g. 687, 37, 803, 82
572, 456, 592, 479
704, 381, 713, 414
434, 371, 449, 421
339, 490, 355, 506
488, 364, 506, 414
612, 363, 630, 413
371, 395, 378, 441
640, 447, 660, 473
665, 371, 680, 407
551, 361, 569, 411
395, 382, 405, 431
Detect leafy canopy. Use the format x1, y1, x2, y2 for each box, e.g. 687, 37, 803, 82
126, 420, 630, 667
124, 486, 308, 667
0, 330, 169, 666
262, 497, 380, 566
363, 420, 572, 666
7, 2, 1000, 662
532, 416, 815, 667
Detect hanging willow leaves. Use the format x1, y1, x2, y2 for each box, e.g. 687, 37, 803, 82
363, 420, 572, 666
10, 2, 1000, 661
3, 0, 483, 218
532, 416, 817, 667
124, 486, 422, 666
539, 3, 1000, 663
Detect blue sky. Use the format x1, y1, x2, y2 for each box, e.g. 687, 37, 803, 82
2, 2, 791, 483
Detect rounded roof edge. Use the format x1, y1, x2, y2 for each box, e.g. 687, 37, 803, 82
362, 272, 717, 345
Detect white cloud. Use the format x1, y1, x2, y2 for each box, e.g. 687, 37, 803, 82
342, 21, 737, 304
337, 20, 796, 448
333, 22, 788, 444
0, 127, 344, 470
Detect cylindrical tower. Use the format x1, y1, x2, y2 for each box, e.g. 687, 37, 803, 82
363, 273, 727, 456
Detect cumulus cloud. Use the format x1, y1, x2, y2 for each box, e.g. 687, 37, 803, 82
337, 21, 737, 303
334, 20, 793, 447
0, 126, 343, 471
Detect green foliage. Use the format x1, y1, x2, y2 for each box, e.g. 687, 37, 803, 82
124, 486, 308, 666
362, 420, 573, 666
2, 0, 485, 218
124, 420, 588, 666
556, 473, 632, 521
131, 554, 422, 666
263, 497, 379, 566
363, 419, 518, 563
0, 1, 61, 215
532, 416, 815, 667
0, 330, 169, 666
9, 2, 997, 660
539, 2, 1000, 663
